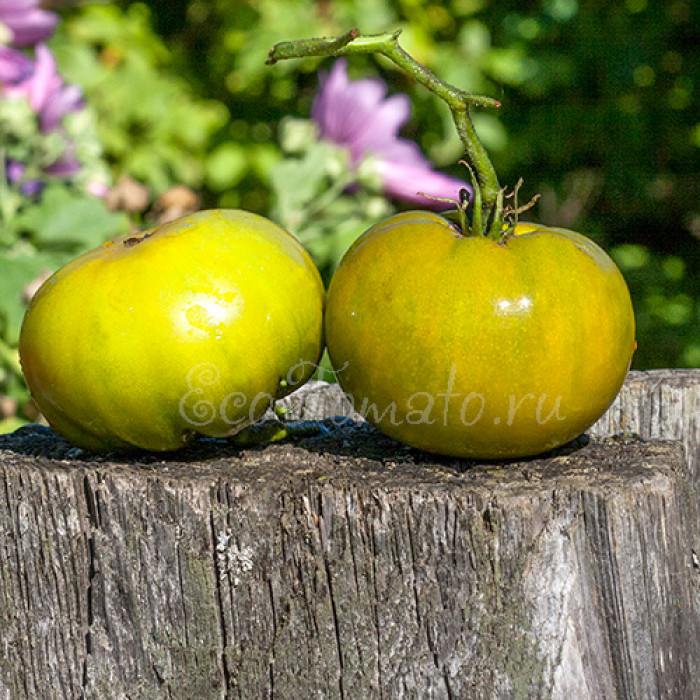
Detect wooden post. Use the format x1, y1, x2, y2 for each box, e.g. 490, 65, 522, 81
1, 370, 699, 699
588, 369, 700, 486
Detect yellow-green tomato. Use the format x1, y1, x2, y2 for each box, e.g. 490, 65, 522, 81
325, 211, 636, 459
19, 209, 325, 452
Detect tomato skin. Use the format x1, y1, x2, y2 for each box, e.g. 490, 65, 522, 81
325, 211, 635, 459
19, 209, 325, 452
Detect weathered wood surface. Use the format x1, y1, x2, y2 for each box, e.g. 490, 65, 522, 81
280, 369, 700, 485
286, 369, 700, 542
588, 369, 700, 486
0, 370, 698, 700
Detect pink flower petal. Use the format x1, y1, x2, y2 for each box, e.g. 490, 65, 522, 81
1, 8, 58, 46
350, 93, 413, 160
22, 44, 59, 112
313, 59, 388, 160
21, 178, 44, 197
376, 137, 429, 166
311, 59, 472, 208
45, 153, 81, 177
373, 159, 471, 210
85, 180, 110, 198
0, 45, 32, 82
4, 45, 83, 134
5, 159, 25, 182
40, 82, 83, 131
0, 0, 38, 10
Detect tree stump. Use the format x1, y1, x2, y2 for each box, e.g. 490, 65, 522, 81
1, 370, 698, 699
588, 369, 700, 488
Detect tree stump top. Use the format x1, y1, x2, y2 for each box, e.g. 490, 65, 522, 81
0, 419, 683, 498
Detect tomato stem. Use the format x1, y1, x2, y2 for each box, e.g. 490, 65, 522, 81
230, 419, 323, 447
268, 29, 504, 238
460, 161, 482, 236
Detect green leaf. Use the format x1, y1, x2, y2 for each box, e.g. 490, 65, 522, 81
270, 141, 339, 203
0, 417, 28, 434
16, 186, 128, 252
205, 143, 248, 191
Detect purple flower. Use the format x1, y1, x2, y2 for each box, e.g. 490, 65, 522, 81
20, 178, 44, 197
0, 45, 32, 82
5, 158, 43, 196
5, 159, 24, 182
311, 59, 470, 210
44, 138, 81, 177
0, 0, 58, 47
2, 45, 86, 188
4, 44, 84, 132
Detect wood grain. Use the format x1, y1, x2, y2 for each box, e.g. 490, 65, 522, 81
0, 370, 698, 699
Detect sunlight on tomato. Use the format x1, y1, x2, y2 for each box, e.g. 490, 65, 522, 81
325, 212, 636, 459
19, 209, 325, 452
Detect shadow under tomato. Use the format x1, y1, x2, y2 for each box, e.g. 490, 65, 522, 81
0, 417, 594, 475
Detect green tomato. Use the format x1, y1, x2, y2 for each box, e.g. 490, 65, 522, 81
19, 209, 325, 452
325, 211, 636, 459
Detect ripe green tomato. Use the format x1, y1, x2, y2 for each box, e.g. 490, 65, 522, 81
325, 211, 636, 459
19, 209, 324, 452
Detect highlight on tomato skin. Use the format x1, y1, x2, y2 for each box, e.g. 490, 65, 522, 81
324, 210, 636, 460
18, 209, 326, 453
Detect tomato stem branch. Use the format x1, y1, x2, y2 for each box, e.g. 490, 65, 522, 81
268, 29, 503, 237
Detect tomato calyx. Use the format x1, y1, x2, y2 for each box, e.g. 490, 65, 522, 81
500, 178, 541, 235
435, 171, 541, 242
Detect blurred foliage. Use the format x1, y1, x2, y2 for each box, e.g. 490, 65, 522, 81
1, 0, 698, 429
270, 118, 394, 277
51, 3, 229, 193
611, 245, 700, 369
